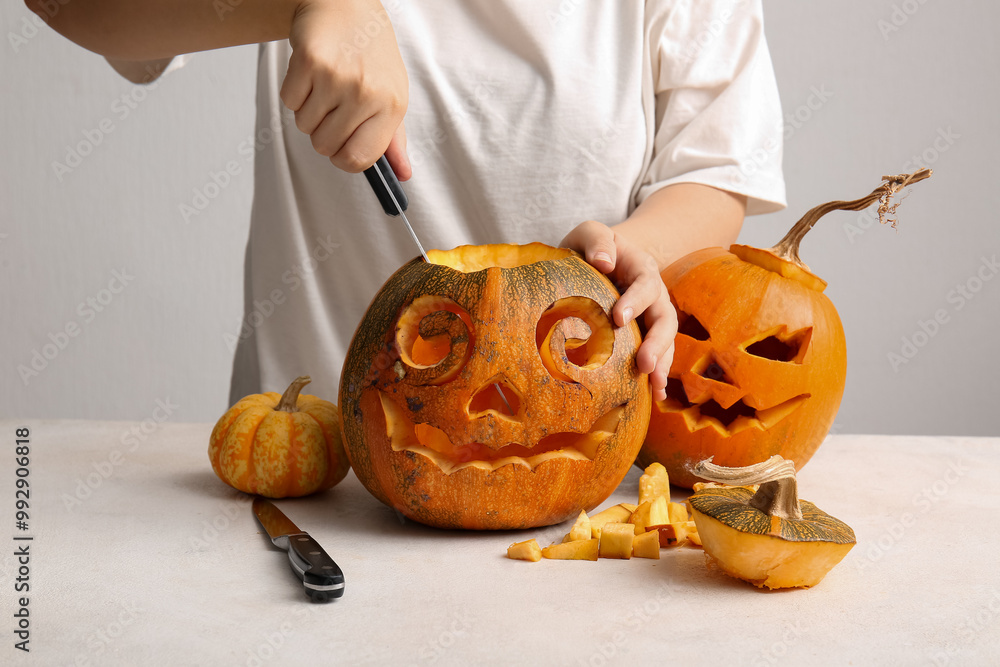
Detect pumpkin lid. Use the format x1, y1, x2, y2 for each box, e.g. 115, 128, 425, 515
690, 456, 856, 545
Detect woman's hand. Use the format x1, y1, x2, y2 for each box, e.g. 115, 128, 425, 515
561, 220, 676, 401
282, 0, 411, 179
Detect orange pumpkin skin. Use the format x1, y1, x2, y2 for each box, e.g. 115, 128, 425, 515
209, 377, 350, 498
640, 246, 846, 489
339, 243, 651, 530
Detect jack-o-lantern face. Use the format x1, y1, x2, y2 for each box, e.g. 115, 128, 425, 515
340, 243, 651, 529
639, 246, 847, 489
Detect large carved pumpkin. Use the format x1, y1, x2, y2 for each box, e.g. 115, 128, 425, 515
339, 243, 651, 529
640, 170, 931, 488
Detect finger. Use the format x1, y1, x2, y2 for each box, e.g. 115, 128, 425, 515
332, 111, 398, 173
279, 55, 312, 112
293, 84, 339, 136
613, 258, 662, 327
637, 305, 676, 373
310, 103, 379, 159
561, 221, 617, 273
385, 122, 411, 181
634, 287, 676, 379
649, 357, 671, 402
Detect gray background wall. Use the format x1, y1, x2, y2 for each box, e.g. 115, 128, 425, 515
2, 1, 997, 435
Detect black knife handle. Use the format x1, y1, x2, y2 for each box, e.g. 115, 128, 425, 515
286, 533, 345, 601
363, 155, 409, 216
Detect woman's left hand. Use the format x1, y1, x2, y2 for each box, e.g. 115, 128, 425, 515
561, 220, 675, 402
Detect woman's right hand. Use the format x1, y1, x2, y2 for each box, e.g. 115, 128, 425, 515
281, 0, 411, 179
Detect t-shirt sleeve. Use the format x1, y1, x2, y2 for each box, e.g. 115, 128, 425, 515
636, 0, 786, 215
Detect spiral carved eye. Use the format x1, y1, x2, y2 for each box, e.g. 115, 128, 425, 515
395, 296, 474, 385
535, 296, 614, 383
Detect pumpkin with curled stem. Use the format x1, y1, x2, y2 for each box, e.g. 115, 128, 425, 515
208, 376, 350, 498
641, 170, 932, 488
689, 455, 856, 589
339, 243, 651, 530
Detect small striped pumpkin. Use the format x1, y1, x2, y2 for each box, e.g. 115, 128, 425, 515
209, 376, 350, 498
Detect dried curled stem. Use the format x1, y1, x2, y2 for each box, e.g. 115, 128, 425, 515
276, 376, 312, 412
694, 455, 803, 520
772, 168, 932, 267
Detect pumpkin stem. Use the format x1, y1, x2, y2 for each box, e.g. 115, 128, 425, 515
770, 168, 932, 269
276, 376, 311, 413
693, 455, 803, 520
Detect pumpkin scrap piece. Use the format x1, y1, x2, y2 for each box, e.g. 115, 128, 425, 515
543, 539, 599, 561
598, 523, 635, 559
590, 504, 636, 539
632, 530, 660, 559
563, 510, 592, 543
690, 455, 855, 589
638, 462, 671, 504
684, 521, 702, 547
629, 497, 669, 534
507, 539, 542, 562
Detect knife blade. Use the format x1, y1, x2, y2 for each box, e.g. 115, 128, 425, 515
252, 497, 344, 601
363, 156, 515, 417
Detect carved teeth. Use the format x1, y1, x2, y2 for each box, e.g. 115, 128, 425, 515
379, 392, 623, 474
656, 394, 810, 436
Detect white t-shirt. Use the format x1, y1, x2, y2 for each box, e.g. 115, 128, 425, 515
226, 0, 787, 403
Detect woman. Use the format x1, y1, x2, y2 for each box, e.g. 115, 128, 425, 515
29, 0, 786, 404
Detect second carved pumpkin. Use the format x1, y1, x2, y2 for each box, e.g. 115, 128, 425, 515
640, 170, 931, 488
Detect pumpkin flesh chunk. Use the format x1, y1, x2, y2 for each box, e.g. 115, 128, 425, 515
589, 504, 635, 539
543, 539, 599, 561
598, 523, 634, 559
380, 392, 623, 474
632, 530, 660, 559
507, 539, 542, 562
638, 462, 671, 504
564, 510, 591, 542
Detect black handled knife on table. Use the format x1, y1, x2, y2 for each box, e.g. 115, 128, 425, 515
363, 156, 515, 415
252, 497, 344, 601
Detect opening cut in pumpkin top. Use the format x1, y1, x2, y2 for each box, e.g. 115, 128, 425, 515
425, 243, 575, 273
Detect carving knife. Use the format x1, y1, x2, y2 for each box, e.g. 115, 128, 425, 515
252, 497, 344, 601
364, 155, 428, 261
363, 156, 515, 416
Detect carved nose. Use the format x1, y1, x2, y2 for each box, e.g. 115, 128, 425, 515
468, 376, 523, 421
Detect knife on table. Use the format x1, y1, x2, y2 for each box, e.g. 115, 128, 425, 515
362, 156, 515, 415
252, 497, 345, 601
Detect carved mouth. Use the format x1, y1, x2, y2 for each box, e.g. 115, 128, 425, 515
379, 392, 623, 474
657, 378, 809, 436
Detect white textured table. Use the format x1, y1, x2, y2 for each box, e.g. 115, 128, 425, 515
1, 420, 997, 666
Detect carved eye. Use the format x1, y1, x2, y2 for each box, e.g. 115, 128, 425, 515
536, 297, 615, 382
395, 296, 474, 385
743, 328, 812, 364
676, 309, 710, 341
